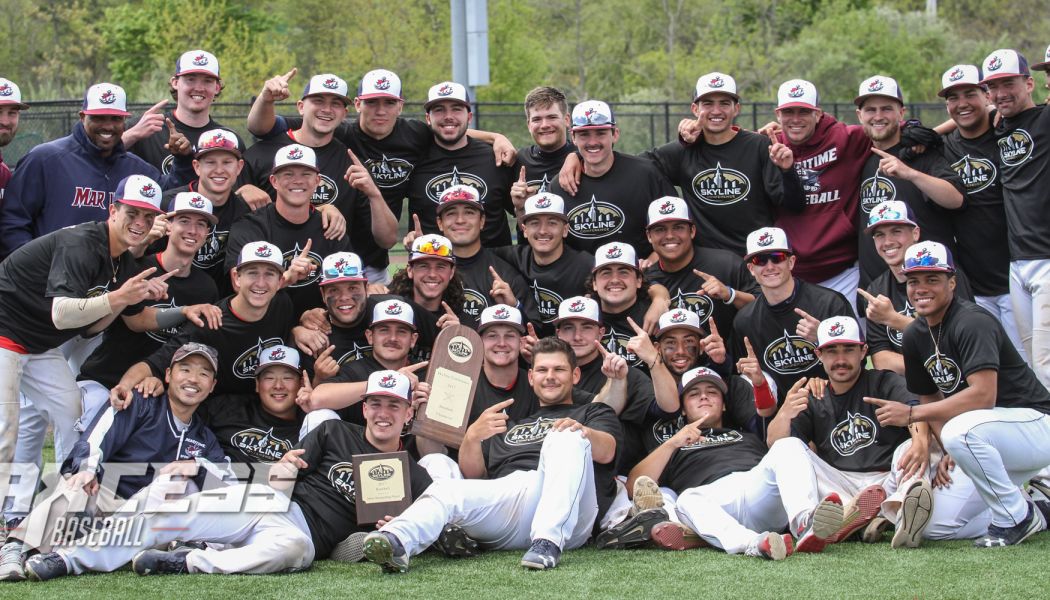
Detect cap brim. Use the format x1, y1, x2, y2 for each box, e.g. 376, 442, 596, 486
656, 323, 704, 338
1033, 61, 1050, 72
592, 260, 638, 273
424, 99, 471, 111
571, 124, 615, 131
865, 218, 916, 234
363, 391, 411, 403
371, 317, 417, 330
936, 82, 984, 97
320, 275, 367, 285
853, 93, 903, 106
776, 102, 818, 110
195, 146, 242, 159
357, 92, 402, 100
436, 199, 482, 215
522, 210, 568, 222
817, 339, 865, 350
693, 91, 740, 102
901, 265, 954, 274
175, 68, 220, 78
479, 320, 526, 334
271, 161, 319, 175
171, 350, 218, 371
0, 100, 29, 110
554, 314, 601, 326
743, 247, 792, 261
236, 258, 284, 272
82, 109, 131, 117
255, 361, 301, 376
646, 216, 692, 229
172, 208, 219, 225
117, 199, 164, 213
409, 253, 455, 264
682, 374, 727, 395
980, 72, 1028, 84
303, 92, 350, 104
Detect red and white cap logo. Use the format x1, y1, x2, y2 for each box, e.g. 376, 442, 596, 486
82, 83, 130, 116
175, 50, 220, 77
358, 69, 403, 100
776, 79, 819, 110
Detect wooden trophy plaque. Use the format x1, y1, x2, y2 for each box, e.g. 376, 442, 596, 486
409, 324, 483, 448
353, 451, 412, 525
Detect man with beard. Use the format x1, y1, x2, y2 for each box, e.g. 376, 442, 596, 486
387, 234, 466, 361
509, 87, 576, 219
0, 78, 28, 199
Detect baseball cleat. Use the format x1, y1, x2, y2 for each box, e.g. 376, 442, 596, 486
631, 476, 663, 513
132, 547, 192, 575
363, 531, 409, 573
521, 538, 561, 570
432, 523, 479, 558
166, 540, 208, 552
973, 500, 1046, 548
23, 552, 69, 582
0, 541, 26, 581
1028, 479, 1050, 523
650, 522, 706, 551
831, 484, 887, 543
862, 517, 892, 543
330, 531, 368, 563
795, 493, 844, 553
891, 480, 933, 548
594, 508, 668, 549
745, 531, 790, 561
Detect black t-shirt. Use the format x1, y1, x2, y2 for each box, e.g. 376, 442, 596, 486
0, 221, 140, 353
483, 402, 622, 520
127, 112, 245, 174
78, 253, 219, 388
996, 104, 1050, 260
862, 269, 975, 357
144, 293, 295, 395
197, 393, 303, 468
293, 419, 432, 559
732, 279, 854, 403
453, 248, 534, 326
857, 143, 965, 286
599, 298, 652, 372
325, 354, 383, 425
577, 357, 655, 475
549, 152, 675, 258
902, 297, 1050, 413
643, 130, 804, 255
407, 138, 516, 247
941, 125, 1011, 296
644, 248, 759, 346
471, 368, 596, 424
514, 142, 576, 195
491, 244, 594, 337
225, 203, 351, 316
642, 418, 767, 495
791, 369, 914, 472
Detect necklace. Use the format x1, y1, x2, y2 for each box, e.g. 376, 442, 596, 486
110, 254, 121, 283
929, 321, 945, 367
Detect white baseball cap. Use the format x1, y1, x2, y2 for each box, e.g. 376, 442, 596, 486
195, 128, 241, 158
817, 316, 864, 349
320, 251, 366, 285
571, 100, 615, 131
365, 370, 412, 402
744, 227, 791, 260
436, 184, 482, 215
409, 234, 456, 264
938, 65, 983, 97
175, 50, 219, 77
1033, 45, 1050, 72
593, 242, 638, 272
681, 366, 727, 395
980, 49, 1030, 83
523, 192, 567, 222
358, 69, 403, 100
256, 345, 301, 376
271, 144, 318, 174
113, 175, 163, 213
82, 83, 130, 117
902, 241, 955, 274
854, 75, 904, 106
656, 308, 703, 338
236, 241, 284, 271
424, 81, 470, 111
0, 78, 28, 110
554, 295, 601, 325
693, 72, 739, 102
371, 299, 416, 330
646, 196, 691, 229
865, 200, 917, 233
776, 79, 819, 110
479, 304, 525, 333
302, 74, 350, 103
170, 191, 218, 225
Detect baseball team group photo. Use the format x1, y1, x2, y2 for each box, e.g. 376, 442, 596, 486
0, 0, 1049, 597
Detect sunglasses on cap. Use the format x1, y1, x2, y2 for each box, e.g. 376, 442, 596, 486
904, 253, 951, 271
324, 264, 362, 279
200, 135, 237, 151
572, 111, 614, 128
415, 239, 453, 258
749, 252, 791, 266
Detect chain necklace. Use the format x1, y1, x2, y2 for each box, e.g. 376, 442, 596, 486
929, 320, 945, 368
110, 254, 121, 283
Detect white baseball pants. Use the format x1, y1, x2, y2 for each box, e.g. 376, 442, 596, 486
1009, 259, 1050, 388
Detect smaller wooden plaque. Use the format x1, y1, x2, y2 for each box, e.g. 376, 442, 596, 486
410, 324, 483, 448
353, 451, 412, 525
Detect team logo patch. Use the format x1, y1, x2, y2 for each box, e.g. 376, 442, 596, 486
566, 195, 624, 240
788, 85, 805, 98
442, 187, 476, 204
385, 302, 403, 315
233, 337, 284, 380
281, 243, 323, 287
461, 289, 489, 320
829, 412, 877, 456
194, 228, 228, 269
72, 187, 111, 209
374, 77, 391, 90
652, 415, 686, 443
367, 155, 413, 188
670, 288, 715, 323
287, 147, 304, 160
987, 56, 1003, 71
505, 417, 556, 445
368, 463, 395, 481
867, 79, 884, 92
602, 327, 642, 367
337, 342, 372, 365
448, 336, 473, 363
267, 347, 286, 361
99, 90, 116, 104
670, 310, 689, 323
535, 196, 553, 209
948, 68, 964, 82
327, 462, 356, 501
924, 354, 962, 394
311, 174, 338, 206
532, 282, 563, 324
192, 54, 209, 66
425, 167, 488, 204
322, 77, 339, 89
178, 438, 206, 459
828, 321, 845, 337
379, 374, 398, 388
605, 245, 623, 259
161, 154, 176, 175
998, 130, 1034, 167
757, 232, 774, 247
437, 84, 454, 96
709, 76, 724, 88
189, 195, 206, 208
691, 163, 751, 206
763, 330, 818, 375
493, 306, 511, 320
949, 154, 997, 194
231, 427, 292, 462
859, 175, 896, 214
0, 84, 11, 96
255, 245, 273, 258
140, 183, 157, 199
568, 299, 586, 312
658, 200, 676, 214
86, 284, 110, 299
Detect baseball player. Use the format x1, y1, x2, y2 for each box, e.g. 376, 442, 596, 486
509, 87, 575, 220
854, 75, 965, 287
0, 343, 232, 581
0, 77, 28, 199
549, 100, 676, 259
1035, 45, 1050, 102
879, 240, 1050, 547
362, 337, 625, 572
21, 370, 434, 579
978, 49, 1050, 387
732, 227, 854, 403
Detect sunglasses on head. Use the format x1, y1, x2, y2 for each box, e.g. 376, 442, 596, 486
415, 240, 453, 258
750, 252, 791, 266
324, 264, 361, 278
572, 112, 614, 128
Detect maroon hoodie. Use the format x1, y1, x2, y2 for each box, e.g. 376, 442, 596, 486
775, 114, 871, 282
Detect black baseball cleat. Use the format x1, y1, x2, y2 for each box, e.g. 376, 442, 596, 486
363, 531, 409, 573
594, 508, 669, 549
521, 538, 561, 570
24, 552, 69, 582
166, 540, 208, 552
1028, 479, 1050, 523
331, 531, 368, 563
432, 523, 480, 558
131, 547, 192, 575
973, 500, 1047, 548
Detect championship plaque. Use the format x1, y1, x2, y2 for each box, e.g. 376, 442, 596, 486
353, 451, 412, 525
410, 324, 483, 447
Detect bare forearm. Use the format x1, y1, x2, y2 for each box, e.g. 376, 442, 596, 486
594, 378, 627, 415
627, 442, 676, 493
311, 382, 367, 410
766, 413, 793, 446
247, 95, 278, 137
585, 428, 617, 464
368, 192, 399, 248
457, 437, 487, 479
871, 350, 906, 376
650, 363, 680, 413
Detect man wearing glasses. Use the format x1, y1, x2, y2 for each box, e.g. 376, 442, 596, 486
731, 227, 853, 404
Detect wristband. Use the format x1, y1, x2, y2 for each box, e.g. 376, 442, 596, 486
723, 287, 737, 305
753, 381, 776, 410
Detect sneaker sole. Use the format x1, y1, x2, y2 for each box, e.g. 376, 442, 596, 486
761, 532, 789, 561
831, 486, 887, 543
796, 499, 844, 553
0, 565, 26, 582
520, 556, 556, 570
861, 517, 892, 544
594, 509, 668, 549
330, 532, 368, 563
892, 482, 933, 549
363, 536, 406, 574
650, 522, 705, 550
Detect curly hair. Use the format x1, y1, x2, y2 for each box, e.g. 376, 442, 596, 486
388, 264, 466, 310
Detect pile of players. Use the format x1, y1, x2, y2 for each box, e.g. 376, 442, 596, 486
0, 42, 1048, 581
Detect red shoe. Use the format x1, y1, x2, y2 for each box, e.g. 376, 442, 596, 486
795, 493, 844, 553
650, 522, 706, 550
829, 485, 887, 543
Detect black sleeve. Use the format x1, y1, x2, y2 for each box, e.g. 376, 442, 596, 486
223, 218, 263, 276
902, 326, 937, 395
953, 312, 1004, 378
621, 369, 657, 425
877, 370, 918, 405
45, 244, 102, 298
778, 165, 806, 213
582, 403, 625, 447
639, 142, 684, 183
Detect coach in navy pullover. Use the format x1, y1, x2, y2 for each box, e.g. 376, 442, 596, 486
0, 121, 192, 257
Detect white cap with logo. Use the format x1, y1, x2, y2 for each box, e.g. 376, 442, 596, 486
271, 144, 318, 174
171, 191, 218, 225
0, 78, 29, 110
175, 50, 220, 77
980, 49, 1030, 83
82, 83, 130, 117
854, 75, 904, 106
571, 100, 616, 131
646, 196, 691, 228
409, 234, 456, 264
656, 308, 703, 338
816, 316, 864, 349
302, 74, 350, 103
938, 65, 983, 97
371, 299, 416, 330
479, 304, 525, 333
365, 370, 412, 402
256, 345, 302, 375
865, 200, 917, 233
523, 193, 567, 222
320, 252, 366, 285
424, 81, 470, 111
681, 366, 727, 395
236, 241, 284, 271
1033, 45, 1050, 72
358, 69, 403, 100
694, 72, 739, 102
554, 296, 601, 325
437, 184, 482, 215
593, 242, 638, 272
776, 79, 819, 110
745, 227, 791, 259
114, 175, 164, 213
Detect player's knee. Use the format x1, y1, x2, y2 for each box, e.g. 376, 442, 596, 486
940, 414, 976, 455
543, 428, 591, 452
768, 436, 808, 463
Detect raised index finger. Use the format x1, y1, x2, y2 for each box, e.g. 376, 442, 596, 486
593, 339, 611, 357
281, 67, 298, 82
626, 316, 647, 336
788, 376, 808, 393
131, 266, 158, 281
862, 396, 888, 407
707, 317, 720, 337
856, 288, 877, 303
488, 265, 505, 282
154, 269, 178, 283
518, 166, 526, 183
692, 269, 710, 281
766, 127, 779, 145
347, 149, 364, 166
794, 307, 815, 321
401, 361, 429, 373
145, 100, 169, 115
743, 336, 756, 357
165, 118, 177, 135
298, 238, 313, 258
